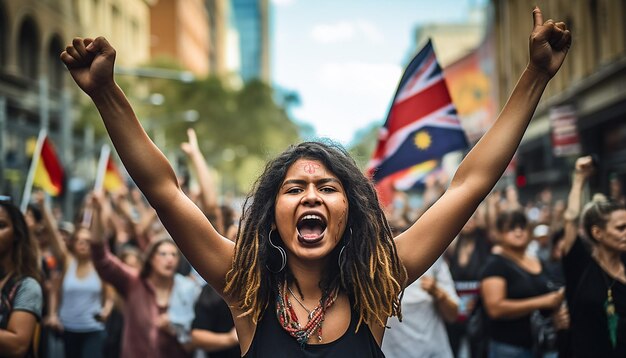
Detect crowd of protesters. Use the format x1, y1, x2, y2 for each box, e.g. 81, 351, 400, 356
384, 155, 626, 358
3, 5, 624, 358
0, 129, 241, 358
2, 144, 624, 358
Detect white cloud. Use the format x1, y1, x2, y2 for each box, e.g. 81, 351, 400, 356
311, 22, 355, 44
271, 0, 295, 6
310, 20, 383, 44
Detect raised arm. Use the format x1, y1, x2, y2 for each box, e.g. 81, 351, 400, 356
395, 7, 571, 284
89, 191, 136, 297
61, 37, 234, 293
34, 191, 69, 266
560, 156, 594, 255
181, 128, 224, 235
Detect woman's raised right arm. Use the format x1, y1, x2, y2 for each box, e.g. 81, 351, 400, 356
61, 37, 234, 293
560, 156, 594, 255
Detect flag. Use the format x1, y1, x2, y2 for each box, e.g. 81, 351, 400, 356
374, 160, 442, 207
368, 39, 468, 184
20, 130, 65, 212
33, 135, 64, 196
444, 30, 498, 144
391, 159, 441, 191
103, 156, 125, 192
94, 145, 124, 193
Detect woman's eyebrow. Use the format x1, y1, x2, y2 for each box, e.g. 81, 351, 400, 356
281, 178, 341, 187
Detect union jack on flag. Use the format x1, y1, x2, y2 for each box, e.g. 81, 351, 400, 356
368, 39, 468, 184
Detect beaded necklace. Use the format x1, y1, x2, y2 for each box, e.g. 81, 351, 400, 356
276, 280, 339, 347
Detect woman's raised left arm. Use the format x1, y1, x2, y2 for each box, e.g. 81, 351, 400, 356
396, 7, 571, 284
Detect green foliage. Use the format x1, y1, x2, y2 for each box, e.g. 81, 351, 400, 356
348, 122, 382, 171
77, 62, 301, 195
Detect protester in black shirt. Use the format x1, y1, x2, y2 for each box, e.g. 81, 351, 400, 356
191, 284, 240, 357
446, 213, 491, 357
480, 210, 564, 357
560, 156, 626, 358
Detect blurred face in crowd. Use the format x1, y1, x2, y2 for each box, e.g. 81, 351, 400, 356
25, 208, 46, 246
500, 224, 530, 251
539, 188, 552, 205
0, 206, 15, 259
149, 242, 179, 279
610, 178, 623, 199
72, 228, 92, 259
122, 252, 142, 270
593, 209, 626, 253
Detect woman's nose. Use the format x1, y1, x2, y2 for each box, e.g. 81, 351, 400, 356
301, 186, 322, 206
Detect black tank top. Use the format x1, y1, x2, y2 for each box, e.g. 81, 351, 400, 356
243, 303, 385, 357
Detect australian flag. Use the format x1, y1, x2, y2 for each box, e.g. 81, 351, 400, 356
368, 39, 468, 183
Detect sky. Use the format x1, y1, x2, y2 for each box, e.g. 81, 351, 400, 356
271, 0, 484, 145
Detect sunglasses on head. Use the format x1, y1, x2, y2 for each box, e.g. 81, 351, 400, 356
0, 195, 12, 203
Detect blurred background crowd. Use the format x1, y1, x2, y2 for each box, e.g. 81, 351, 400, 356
1, 0, 626, 357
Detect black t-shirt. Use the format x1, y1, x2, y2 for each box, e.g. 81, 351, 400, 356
480, 254, 552, 348
243, 297, 385, 357
191, 285, 240, 358
563, 236, 626, 358
448, 231, 491, 282
448, 232, 491, 323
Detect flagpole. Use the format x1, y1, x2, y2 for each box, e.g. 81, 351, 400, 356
94, 144, 110, 192
82, 144, 110, 227
21, 129, 47, 213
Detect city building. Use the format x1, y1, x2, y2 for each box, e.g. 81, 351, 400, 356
150, 0, 210, 76
74, 0, 154, 68
0, 0, 153, 206
207, 0, 242, 86
413, 6, 485, 68
0, 0, 72, 200
231, 0, 270, 83
491, 0, 626, 198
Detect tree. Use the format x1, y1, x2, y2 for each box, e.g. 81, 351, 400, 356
348, 122, 382, 171
74, 59, 302, 196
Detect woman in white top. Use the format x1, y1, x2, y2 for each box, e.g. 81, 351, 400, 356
45, 224, 114, 358
383, 257, 459, 357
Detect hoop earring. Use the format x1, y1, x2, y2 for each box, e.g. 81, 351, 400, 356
337, 227, 352, 268
266, 229, 286, 273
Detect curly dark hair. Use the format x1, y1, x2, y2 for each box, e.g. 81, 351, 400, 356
0, 201, 41, 282
224, 141, 406, 329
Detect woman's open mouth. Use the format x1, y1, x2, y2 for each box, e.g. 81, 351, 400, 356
297, 214, 327, 245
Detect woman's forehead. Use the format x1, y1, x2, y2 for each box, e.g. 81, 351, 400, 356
286, 159, 335, 178
608, 209, 626, 223
75, 228, 91, 238
156, 242, 177, 252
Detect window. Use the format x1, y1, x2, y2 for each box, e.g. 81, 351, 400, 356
18, 17, 40, 81
48, 35, 65, 90
0, 3, 7, 67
